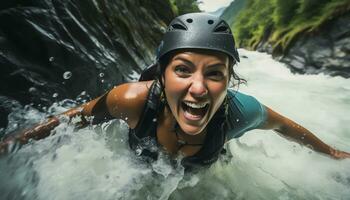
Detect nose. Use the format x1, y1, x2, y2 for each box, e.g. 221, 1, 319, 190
189, 74, 208, 98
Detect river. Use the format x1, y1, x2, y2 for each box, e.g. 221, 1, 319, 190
1, 49, 349, 200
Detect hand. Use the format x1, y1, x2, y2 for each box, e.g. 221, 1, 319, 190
330, 149, 350, 160
0, 141, 7, 154
0, 125, 47, 155
0, 130, 27, 155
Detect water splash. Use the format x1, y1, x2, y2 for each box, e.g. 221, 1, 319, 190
1, 50, 350, 199
63, 71, 72, 80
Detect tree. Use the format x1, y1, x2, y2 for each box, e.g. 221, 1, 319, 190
172, 0, 201, 15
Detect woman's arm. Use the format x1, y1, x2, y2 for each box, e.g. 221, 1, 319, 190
0, 81, 153, 154
0, 106, 84, 154
261, 106, 350, 159
0, 95, 106, 154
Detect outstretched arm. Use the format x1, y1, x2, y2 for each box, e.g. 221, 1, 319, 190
261, 106, 350, 159
0, 81, 153, 154
0, 95, 106, 154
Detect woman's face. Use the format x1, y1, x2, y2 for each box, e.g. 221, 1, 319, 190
163, 50, 230, 135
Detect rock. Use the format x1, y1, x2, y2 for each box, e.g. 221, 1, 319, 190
288, 55, 306, 70
280, 13, 350, 77
0, 0, 176, 128
334, 38, 350, 58
0, 0, 174, 106
256, 24, 274, 54
256, 42, 273, 54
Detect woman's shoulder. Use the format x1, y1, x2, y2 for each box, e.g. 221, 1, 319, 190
227, 89, 261, 108
106, 80, 155, 128
225, 89, 267, 138
109, 80, 154, 100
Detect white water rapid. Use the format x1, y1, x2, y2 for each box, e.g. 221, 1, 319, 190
1, 49, 349, 200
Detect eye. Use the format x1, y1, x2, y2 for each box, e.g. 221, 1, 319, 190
206, 71, 224, 81
174, 65, 191, 76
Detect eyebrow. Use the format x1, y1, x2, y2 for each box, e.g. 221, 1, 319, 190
173, 56, 227, 69
173, 57, 194, 67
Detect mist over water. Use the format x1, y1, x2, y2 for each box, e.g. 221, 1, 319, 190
1, 49, 349, 200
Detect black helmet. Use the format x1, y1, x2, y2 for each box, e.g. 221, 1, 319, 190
157, 12, 239, 62
139, 12, 239, 81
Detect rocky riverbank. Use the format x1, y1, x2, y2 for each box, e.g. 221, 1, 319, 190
224, 0, 350, 78
277, 13, 350, 78
0, 0, 177, 128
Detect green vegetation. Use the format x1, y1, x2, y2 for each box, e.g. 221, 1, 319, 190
233, 0, 274, 49
230, 0, 350, 55
170, 0, 201, 16
221, 0, 246, 26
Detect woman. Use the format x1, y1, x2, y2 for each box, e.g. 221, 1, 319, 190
1, 13, 349, 168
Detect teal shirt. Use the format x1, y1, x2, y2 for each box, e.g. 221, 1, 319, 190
226, 89, 267, 140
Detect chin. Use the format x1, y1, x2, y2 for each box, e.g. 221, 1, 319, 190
179, 123, 206, 136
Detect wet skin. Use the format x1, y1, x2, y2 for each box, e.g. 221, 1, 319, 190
162, 51, 230, 136
2, 52, 350, 159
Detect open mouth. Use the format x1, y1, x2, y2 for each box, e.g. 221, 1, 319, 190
181, 101, 210, 121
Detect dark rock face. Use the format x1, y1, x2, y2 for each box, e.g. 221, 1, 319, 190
280, 13, 350, 77
0, 0, 175, 127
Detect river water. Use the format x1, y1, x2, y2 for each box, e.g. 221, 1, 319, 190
1, 49, 349, 200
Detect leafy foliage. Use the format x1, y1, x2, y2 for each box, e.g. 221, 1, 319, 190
228, 0, 350, 54
221, 0, 247, 26
170, 0, 201, 15
233, 0, 275, 48
273, 0, 298, 27
297, 0, 328, 16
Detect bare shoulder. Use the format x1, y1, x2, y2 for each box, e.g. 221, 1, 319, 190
106, 80, 154, 128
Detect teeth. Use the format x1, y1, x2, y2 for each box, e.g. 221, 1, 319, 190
183, 101, 208, 109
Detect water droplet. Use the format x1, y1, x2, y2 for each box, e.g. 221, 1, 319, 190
306, 144, 314, 150
135, 148, 142, 156
301, 137, 305, 140
125, 117, 128, 120
63, 71, 72, 80
99, 73, 105, 78
101, 79, 105, 83
160, 27, 166, 33
153, 118, 157, 122
28, 87, 37, 93
236, 118, 240, 122
80, 91, 86, 95
52, 93, 58, 98
49, 57, 54, 62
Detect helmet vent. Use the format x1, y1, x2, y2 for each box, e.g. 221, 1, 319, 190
170, 23, 187, 31
208, 20, 214, 24
213, 21, 231, 33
